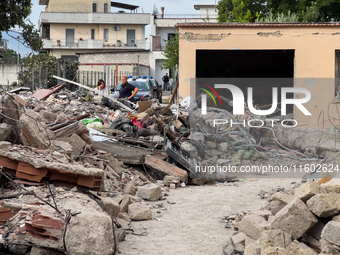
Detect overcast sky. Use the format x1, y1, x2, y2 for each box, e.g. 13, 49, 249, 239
2, 0, 216, 56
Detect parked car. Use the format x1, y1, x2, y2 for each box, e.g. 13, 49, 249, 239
150, 77, 162, 103
111, 76, 161, 102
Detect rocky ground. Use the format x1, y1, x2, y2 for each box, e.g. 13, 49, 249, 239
119, 178, 298, 255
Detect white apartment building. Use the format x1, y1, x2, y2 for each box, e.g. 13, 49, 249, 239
38, 0, 150, 62
149, 5, 217, 84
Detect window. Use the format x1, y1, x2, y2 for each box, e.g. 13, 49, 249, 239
65, 29, 75, 46
104, 28, 108, 42
104, 3, 108, 13
168, 33, 176, 41
92, 3, 97, 12
91, 29, 95, 39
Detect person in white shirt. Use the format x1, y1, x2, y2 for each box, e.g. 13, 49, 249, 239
96, 79, 109, 96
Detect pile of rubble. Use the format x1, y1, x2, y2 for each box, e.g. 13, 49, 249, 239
2, 81, 340, 254
0, 88, 192, 255
222, 179, 340, 255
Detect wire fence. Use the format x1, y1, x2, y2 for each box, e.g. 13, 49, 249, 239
3, 62, 150, 93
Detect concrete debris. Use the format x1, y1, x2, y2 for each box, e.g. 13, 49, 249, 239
101, 197, 120, 218
294, 180, 324, 202
234, 215, 271, 240
287, 240, 318, 255
144, 155, 188, 184
271, 197, 318, 240
128, 203, 152, 221
307, 193, 340, 217
163, 175, 181, 187
60, 133, 87, 158
259, 230, 292, 249
124, 182, 136, 195
0, 122, 12, 141
321, 221, 340, 247
136, 183, 163, 201
3, 78, 340, 255
323, 178, 340, 193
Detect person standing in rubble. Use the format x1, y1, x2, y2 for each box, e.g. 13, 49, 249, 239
96, 79, 109, 96
119, 75, 139, 101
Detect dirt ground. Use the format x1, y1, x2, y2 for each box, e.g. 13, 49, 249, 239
118, 178, 300, 255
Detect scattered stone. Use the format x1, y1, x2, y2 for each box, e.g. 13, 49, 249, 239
271, 197, 318, 240
259, 230, 292, 249
137, 183, 162, 201
101, 197, 120, 218
324, 178, 340, 193
116, 229, 126, 242
266, 193, 295, 215
65, 208, 115, 255
163, 175, 181, 187
287, 240, 318, 255
39, 110, 57, 123
180, 182, 186, 188
307, 193, 340, 217
234, 215, 271, 240
170, 183, 176, 189
244, 243, 261, 255
0, 123, 11, 141
321, 221, 340, 246
120, 194, 133, 213
124, 182, 136, 195
116, 218, 131, 230
128, 203, 152, 221
60, 133, 86, 158
294, 180, 323, 202
19, 113, 55, 149
222, 237, 236, 255
231, 232, 247, 253
0, 141, 11, 149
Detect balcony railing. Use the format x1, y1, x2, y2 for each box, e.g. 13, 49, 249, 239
42, 38, 147, 49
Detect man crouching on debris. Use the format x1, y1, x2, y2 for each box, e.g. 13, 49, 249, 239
119, 75, 139, 101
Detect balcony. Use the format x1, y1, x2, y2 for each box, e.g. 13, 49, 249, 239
151, 36, 166, 51
39, 12, 150, 26
42, 38, 147, 50
0, 39, 7, 53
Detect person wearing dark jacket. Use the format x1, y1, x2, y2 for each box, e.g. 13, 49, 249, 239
162, 73, 170, 91
119, 76, 139, 101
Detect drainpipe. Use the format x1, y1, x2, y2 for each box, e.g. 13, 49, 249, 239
161, 7, 164, 18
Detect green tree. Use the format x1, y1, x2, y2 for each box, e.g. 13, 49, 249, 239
0, 49, 19, 64
0, 0, 42, 52
256, 10, 299, 23
18, 54, 79, 89
218, 0, 340, 22
217, 0, 265, 22
161, 34, 179, 71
